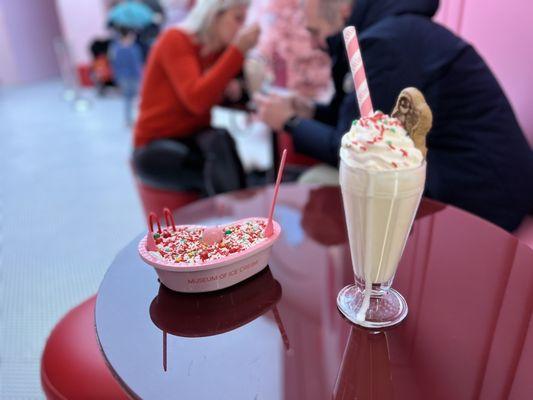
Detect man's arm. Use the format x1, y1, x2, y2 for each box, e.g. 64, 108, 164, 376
286, 93, 356, 166
313, 92, 345, 126
287, 35, 422, 165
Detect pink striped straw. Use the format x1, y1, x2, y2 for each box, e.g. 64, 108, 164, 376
264, 149, 287, 238
343, 26, 374, 117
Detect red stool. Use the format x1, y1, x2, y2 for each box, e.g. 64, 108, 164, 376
276, 131, 319, 168
134, 177, 199, 217
130, 160, 200, 217
41, 168, 200, 398
41, 296, 129, 400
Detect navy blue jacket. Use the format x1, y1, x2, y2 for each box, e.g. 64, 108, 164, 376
288, 0, 533, 231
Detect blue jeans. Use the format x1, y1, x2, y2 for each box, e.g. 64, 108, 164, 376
118, 79, 139, 125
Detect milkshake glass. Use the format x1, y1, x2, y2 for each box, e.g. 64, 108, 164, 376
337, 112, 426, 328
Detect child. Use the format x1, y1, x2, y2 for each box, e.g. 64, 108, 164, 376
109, 27, 143, 126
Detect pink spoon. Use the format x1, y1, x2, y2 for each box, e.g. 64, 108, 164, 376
265, 149, 287, 237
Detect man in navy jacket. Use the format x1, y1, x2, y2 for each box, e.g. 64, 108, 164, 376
257, 0, 533, 231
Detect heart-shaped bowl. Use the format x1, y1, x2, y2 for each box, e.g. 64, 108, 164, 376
138, 217, 281, 293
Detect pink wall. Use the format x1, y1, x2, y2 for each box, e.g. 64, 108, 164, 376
434, 0, 464, 34
461, 0, 533, 146
0, 0, 61, 85
55, 0, 108, 65
436, 0, 533, 146
0, 7, 17, 85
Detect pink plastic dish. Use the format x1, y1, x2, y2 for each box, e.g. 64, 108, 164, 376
138, 217, 281, 293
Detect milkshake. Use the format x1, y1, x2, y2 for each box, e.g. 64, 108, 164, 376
337, 89, 431, 328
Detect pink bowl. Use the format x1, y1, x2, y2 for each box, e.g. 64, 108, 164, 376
138, 218, 281, 293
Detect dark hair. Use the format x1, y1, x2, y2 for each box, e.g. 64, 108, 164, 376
116, 26, 136, 38
320, 0, 353, 23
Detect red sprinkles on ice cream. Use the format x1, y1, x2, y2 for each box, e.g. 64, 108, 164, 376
149, 219, 268, 265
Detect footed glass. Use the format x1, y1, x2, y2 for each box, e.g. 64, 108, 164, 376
337, 160, 426, 328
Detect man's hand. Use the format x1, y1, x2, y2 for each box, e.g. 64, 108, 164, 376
255, 93, 296, 131
292, 95, 316, 119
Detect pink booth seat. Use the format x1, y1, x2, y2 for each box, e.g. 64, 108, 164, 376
41, 296, 130, 400
515, 216, 533, 250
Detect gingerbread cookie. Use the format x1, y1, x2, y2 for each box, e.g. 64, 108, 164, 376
391, 87, 433, 157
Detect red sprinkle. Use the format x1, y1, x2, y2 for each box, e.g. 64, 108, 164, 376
150, 219, 267, 265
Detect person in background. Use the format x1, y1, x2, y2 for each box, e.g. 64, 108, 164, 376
90, 39, 115, 96
256, 0, 533, 232
108, 0, 155, 28
108, 0, 158, 60
109, 27, 144, 126
133, 0, 260, 193
140, 0, 166, 53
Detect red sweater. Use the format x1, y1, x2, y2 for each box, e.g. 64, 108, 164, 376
134, 29, 244, 148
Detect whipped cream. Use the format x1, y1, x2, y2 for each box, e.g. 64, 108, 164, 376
340, 111, 423, 171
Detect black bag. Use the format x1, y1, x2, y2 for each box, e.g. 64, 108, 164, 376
195, 128, 246, 196
133, 128, 246, 196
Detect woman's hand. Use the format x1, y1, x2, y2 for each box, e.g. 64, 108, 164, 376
224, 79, 244, 103
233, 24, 261, 54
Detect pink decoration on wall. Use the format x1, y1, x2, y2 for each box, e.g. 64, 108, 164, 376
253, 0, 331, 99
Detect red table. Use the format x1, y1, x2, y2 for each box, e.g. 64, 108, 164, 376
95, 184, 533, 400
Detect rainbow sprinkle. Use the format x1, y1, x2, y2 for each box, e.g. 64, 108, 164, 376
150, 219, 267, 265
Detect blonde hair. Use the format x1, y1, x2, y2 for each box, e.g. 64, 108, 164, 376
178, 0, 250, 43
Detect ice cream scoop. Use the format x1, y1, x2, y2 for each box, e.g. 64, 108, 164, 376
201, 226, 225, 245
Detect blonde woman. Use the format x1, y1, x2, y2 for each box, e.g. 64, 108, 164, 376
134, 0, 260, 192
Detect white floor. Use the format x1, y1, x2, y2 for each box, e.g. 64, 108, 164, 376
0, 81, 145, 399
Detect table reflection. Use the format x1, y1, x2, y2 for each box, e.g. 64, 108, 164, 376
333, 327, 393, 400
149, 267, 289, 371
301, 186, 347, 246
